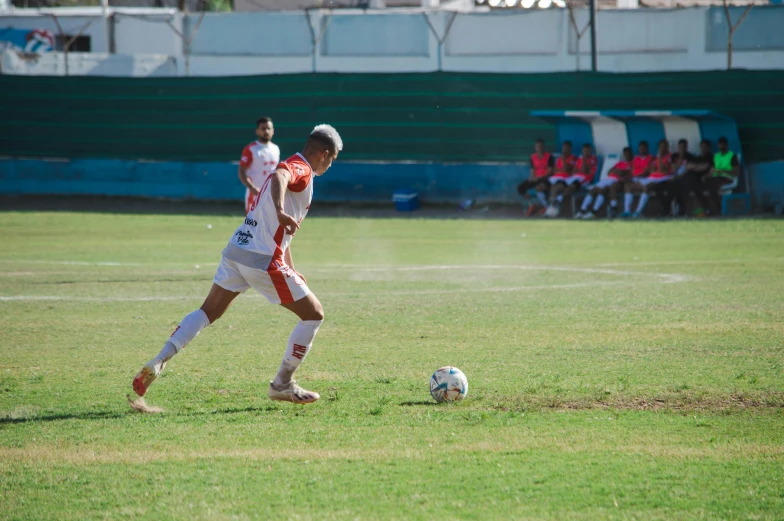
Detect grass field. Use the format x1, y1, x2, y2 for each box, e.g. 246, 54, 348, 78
1, 209, 783, 520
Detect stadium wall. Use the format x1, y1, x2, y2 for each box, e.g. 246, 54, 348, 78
2, 7, 784, 76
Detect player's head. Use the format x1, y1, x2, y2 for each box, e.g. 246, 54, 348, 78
718, 136, 729, 152
658, 138, 669, 154
638, 140, 649, 155
582, 143, 592, 157
678, 138, 688, 154
534, 138, 545, 154
561, 140, 572, 155
700, 139, 712, 155
303, 124, 343, 175
622, 146, 633, 161
256, 117, 274, 143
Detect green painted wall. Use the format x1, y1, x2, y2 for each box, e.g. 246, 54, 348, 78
1, 70, 783, 163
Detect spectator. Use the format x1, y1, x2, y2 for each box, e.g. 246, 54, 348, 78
545, 143, 597, 217
669, 139, 714, 216
517, 138, 554, 216
619, 140, 655, 218
576, 146, 633, 219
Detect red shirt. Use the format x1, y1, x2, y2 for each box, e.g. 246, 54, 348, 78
608, 160, 632, 180
649, 153, 673, 179
574, 155, 598, 180
530, 152, 552, 178
632, 155, 654, 177
554, 154, 578, 176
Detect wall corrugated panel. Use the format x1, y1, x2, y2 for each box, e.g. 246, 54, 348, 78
1, 70, 783, 163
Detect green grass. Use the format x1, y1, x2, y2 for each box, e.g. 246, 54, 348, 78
1, 211, 783, 520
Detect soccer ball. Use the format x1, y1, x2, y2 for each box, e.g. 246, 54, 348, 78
430, 366, 468, 403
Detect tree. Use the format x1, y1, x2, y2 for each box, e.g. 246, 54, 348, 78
723, 0, 754, 70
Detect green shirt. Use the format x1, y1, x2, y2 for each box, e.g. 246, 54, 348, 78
713, 151, 736, 178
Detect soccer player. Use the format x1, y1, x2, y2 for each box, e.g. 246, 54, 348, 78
132, 125, 343, 405
619, 140, 655, 218
576, 146, 633, 219
517, 138, 554, 217
624, 139, 673, 218
238, 117, 281, 214
545, 143, 597, 217
659, 139, 694, 216
700, 136, 740, 215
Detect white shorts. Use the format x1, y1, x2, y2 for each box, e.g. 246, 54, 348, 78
639, 176, 673, 187
549, 175, 589, 186
591, 177, 621, 190
213, 256, 310, 305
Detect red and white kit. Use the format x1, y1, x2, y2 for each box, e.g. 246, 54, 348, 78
548, 154, 579, 184
216, 153, 313, 305
240, 141, 280, 213
593, 159, 631, 189
639, 154, 673, 186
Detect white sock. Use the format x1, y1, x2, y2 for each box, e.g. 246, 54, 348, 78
581, 195, 594, 211
624, 193, 634, 213
273, 320, 323, 387
536, 191, 547, 206
556, 195, 563, 204
593, 194, 605, 211
636, 193, 650, 214
610, 199, 618, 208
155, 342, 178, 363
166, 309, 210, 355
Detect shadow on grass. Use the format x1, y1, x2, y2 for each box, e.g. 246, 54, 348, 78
1, 404, 282, 425
399, 400, 440, 407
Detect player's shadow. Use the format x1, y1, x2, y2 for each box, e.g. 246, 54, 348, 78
0, 410, 125, 424
399, 400, 440, 407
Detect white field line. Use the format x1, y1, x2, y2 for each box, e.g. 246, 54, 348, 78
0, 264, 690, 302
596, 257, 784, 267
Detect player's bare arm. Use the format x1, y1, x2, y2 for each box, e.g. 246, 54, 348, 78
238, 164, 260, 195
270, 167, 300, 236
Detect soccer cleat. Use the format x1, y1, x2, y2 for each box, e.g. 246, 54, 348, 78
132, 358, 167, 397
525, 204, 541, 217
545, 205, 560, 218
632, 212, 642, 219
582, 211, 595, 220
268, 380, 320, 404
619, 211, 632, 218
573, 211, 584, 219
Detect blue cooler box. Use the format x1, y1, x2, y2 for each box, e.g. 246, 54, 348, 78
393, 189, 419, 212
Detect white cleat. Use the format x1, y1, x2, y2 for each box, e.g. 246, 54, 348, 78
582, 211, 596, 220
574, 211, 584, 219
132, 358, 167, 397
544, 206, 558, 218
268, 380, 320, 404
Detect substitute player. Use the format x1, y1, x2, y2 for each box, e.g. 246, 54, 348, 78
575, 146, 633, 219
623, 139, 672, 218
545, 143, 597, 217
239, 117, 280, 214
132, 125, 343, 404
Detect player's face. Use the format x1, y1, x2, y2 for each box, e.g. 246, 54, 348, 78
314, 149, 339, 176
562, 143, 572, 156
639, 144, 648, 156
658, 142, 668, 155
700, 142, 712, 156
582, 146, 592, 157
678, 141, 687, 154
623, 149, 633, 161
534, 142, 544, 154
719, 141, 728, 152
256, 122, 274, 143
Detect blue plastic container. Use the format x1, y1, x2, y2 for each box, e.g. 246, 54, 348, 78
393, 189, 419, 212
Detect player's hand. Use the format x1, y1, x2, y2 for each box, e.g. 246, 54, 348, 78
249, 187, 260, 196
277, 211, 300, 236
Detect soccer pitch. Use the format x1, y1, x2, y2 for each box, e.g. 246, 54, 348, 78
1, 209, 782, 520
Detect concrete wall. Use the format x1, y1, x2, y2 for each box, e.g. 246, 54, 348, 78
1, 6, 783, 76
0, 157, 527, 204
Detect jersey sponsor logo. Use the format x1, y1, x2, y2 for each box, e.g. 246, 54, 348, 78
234, 230, 254, 246
294, 165, 305, 177
244, 218, 258, 227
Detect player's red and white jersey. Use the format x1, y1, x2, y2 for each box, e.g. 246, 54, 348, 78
240, 141, 280, 187
225, 153, 313, 267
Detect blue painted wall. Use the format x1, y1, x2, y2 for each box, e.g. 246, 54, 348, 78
749, 161, 784, 212
0, 158, 529, 204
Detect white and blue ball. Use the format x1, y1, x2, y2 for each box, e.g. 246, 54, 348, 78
430, 366, 468, 403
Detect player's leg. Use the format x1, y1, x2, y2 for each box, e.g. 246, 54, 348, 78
546, 180, 565, 216
238, 261, 324, 404
621, 181, 640, 217
607, 180, 621, 217
634, 179, 654, 217
579, 184, 599, 215
132, 260, 246, 397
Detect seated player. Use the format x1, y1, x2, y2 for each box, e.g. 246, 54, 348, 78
625, 139, 673, 218
619, 140, 655, 218
575, 146, 633, 219
700, 136, 740, 216
670, 139, 713, 216
542, 141, 577, 211
545, 143, 596, 217
658, 139, 694, 215
517, 138, 554, 217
